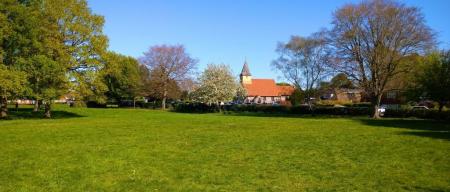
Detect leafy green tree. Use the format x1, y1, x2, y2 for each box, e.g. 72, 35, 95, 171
0, 65, 27, 118
38, 0, 108, 103
0, 2, 12, 64
290, 89, 305, 106
414, 51, 450, 112
18, 55, 67, 118
1, 0, 41, 113
330, 73, 355, 89
1, 0, 108, 117
103, 52, 142, 106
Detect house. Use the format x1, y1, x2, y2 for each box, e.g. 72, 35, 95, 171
321, 88, 364, 103
381, 89, 405, 109
15, 99, 34, 105
54, 95, 73, 104
240, 62, 295, 105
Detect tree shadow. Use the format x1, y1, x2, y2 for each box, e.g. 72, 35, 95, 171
357, 118, 450, 141
407, 186, 448, 192
222, 111, 368, 119
3, 108, 84, 120
225, 112, 450, 141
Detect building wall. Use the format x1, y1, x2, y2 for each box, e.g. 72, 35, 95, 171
241, 76, 252, 84
244, 96, 290, 105
335, 92, 362, 103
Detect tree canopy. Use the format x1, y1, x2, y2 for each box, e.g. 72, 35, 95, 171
140, 44, 197, 109
103, 52, 142, 103
0, 65, 27, 118
329, 0, 435, 118
191, 64, 243, 105
412, 51, 450, 112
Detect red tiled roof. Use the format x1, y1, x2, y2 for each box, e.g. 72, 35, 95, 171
243, 79, 295, 96
277, 85, 295, 96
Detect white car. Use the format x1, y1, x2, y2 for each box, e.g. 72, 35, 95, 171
377, 105, 387, 116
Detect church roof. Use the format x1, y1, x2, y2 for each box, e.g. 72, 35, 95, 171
243, 79, 295, 97
277, 85, 296, 96
240, 61, 251, 76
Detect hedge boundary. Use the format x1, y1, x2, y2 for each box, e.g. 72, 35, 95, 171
173, 103, 450, 120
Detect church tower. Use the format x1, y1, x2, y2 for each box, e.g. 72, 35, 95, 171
240, 61, 252, 84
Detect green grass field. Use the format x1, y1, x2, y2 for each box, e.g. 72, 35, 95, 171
0, 105, 449, 191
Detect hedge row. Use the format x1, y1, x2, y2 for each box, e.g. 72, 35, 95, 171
174, 103, 222, 113
174, 103, 371, 116
173, 103, 450, 120
86, 101, 164, 109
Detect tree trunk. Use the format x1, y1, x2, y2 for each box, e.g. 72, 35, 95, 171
162, 89, 167, 110
217, 101, 222, 113
371, 94, 383, 119
438, 101, 444, 113
0, 96, 8, 119
133, 98, 136, 109
44, 102, 52, 119
33, 100, 40, 112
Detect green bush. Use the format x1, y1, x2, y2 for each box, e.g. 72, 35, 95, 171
174, 102, 220, 113
343, 102, 372, 108
86, 101, 107, 108
72, 101, 86, 108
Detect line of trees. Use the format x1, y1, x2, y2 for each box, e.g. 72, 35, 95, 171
0, 0, 108, 118
2, 0, 448, 120
272, 0, 440, 118
0, 0, 233, 119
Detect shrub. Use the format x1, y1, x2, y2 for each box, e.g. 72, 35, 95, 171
343, 102, 371, 108
174, 102, 219, 113
71, 101, 86, 108
86, 101, 107, 108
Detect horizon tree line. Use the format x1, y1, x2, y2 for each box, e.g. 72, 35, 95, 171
1, 0, 449, 120
271, 0, 445, 118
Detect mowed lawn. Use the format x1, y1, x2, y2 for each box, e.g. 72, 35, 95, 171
0, 106, 449, 191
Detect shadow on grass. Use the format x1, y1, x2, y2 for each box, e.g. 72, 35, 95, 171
409, 186, 449, 192
220, 111, 369, 119
357, 118, 450, 141
3, 108, 84, 120
223, 112, 450, 141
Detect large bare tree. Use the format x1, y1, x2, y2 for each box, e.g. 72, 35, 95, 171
329, 0, 434, 118
272, 32, 330, 104
140, 45, 197, 109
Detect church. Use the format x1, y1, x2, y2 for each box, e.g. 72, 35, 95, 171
240, 62, 295, 105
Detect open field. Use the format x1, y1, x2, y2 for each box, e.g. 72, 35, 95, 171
0, 105, 449, 191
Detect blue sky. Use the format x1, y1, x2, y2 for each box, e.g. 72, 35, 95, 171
88, 0, 450, 81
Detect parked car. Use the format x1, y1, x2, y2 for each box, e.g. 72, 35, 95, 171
378, 105, 387, 116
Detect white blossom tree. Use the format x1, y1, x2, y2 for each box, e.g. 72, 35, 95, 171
191, 64, 244, 106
